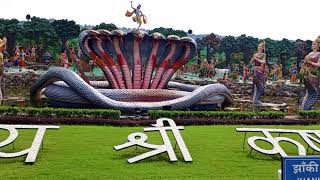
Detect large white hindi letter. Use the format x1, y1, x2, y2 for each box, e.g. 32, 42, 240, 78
114, 118, 192, 163
236, 128, 306, 157
0, 125, 59, 163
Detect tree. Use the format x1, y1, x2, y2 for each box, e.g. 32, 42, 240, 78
22, 16, 58, 60
149, 27, 187, 38
295, 39, 307, 70
305, 40, 312, 53
236, 34, 258, 64
23, 17, 57, 46
51, 19, 80, 51
93, 23, 118, 31
0, 18, 21, 54
195, 38, 204, 65
220, 36, 237, 67
277, 38, 295, 75
264, 38, 278, 59
201, 33, 220, 62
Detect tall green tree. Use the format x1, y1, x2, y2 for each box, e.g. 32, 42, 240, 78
305, 40, 312, 53
23, 17, 57, 48
277, 38, 295, 75
22, 17, 58, 61
51, 19, 80, 51
236, 34, 258, 64
93, 23, 118, 31
201, 33, 220, 62
295, 39, 307, 69
264, 38, 278, 59
0, 18, 21, 54
220, 36, 237, 67
149, 27, 187, 38
195, 38, 204, 64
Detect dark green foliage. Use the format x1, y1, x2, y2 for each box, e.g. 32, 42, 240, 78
23, 17, 58, 46
219, 36, 237, 67
93, 23, 118, 31
148, 27, 188, 38
278, 38, 295, 75
298, 110, 320, 119
199, 33, 220, 60
0, 106, 120, 119
0, 18, 21, 54
51, 19, 80, 50
236, 34, 259, 64
148, 110, 285, 119
295, 39, 307, 69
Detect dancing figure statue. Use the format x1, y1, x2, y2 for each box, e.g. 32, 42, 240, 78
300, 36, 320, 110
125, 1, 147, 29
251, 41, 267, 105
0, 37, 7, 99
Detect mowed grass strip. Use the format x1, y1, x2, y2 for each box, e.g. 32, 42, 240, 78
0, 125, 319, 179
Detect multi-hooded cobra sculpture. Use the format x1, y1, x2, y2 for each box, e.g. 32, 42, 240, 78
30, 29, 233, 111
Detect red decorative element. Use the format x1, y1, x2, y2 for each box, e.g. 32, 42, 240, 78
85, 40, 120, 89
96, 40, 126, 89
133, 38, 142, 89
142, 42, 158, 89
113, 38, 133, 89
157, 45, 191, 89
67, 47, 90, 84
150, 43, 176, 89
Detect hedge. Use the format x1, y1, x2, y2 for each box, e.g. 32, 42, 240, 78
0, 106, 121, 119
298, 110, 320, 119
0, 115, 314, 126
148, 110, 285, 119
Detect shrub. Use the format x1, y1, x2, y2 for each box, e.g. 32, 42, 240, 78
298, 110, 320, 119
0, 106, 121, 119
148, 110, 285, 120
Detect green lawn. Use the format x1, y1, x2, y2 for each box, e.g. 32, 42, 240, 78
0, 125, 319, 179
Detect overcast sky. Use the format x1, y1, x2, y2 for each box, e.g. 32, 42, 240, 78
2, 0, 319, 40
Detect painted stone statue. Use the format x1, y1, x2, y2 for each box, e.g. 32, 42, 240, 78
0, 37, 6, 75
250, 41, 267, 105
289, 63, 298, 83
242, 64, 250, 82
271, 63, 282, 81
31, 30, 233, 111
300, 36, 320, 110
125, 1, 147, 29
0, 37, 7, 99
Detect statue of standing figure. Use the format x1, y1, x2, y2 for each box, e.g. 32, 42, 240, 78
251, 41, 267, 105
125, 1, 147, 29
242, 64, 250, 82
289, 63, 298, 83
270, 63, 282, 81
300, 36, 320, 110
0, 37, 6, 100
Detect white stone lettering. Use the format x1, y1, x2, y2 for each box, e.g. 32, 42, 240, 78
236, 128, 320, 157
114, 118, 192, 163
0, 125, 59, 163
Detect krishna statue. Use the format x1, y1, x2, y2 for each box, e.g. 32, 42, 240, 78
125, 1, 147, 29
